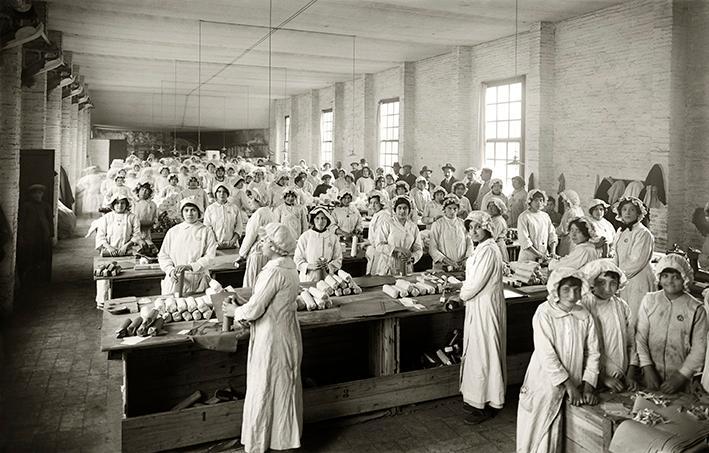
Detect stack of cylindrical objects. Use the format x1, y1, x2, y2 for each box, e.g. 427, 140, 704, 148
296, 286, 332, 311
382, 276, 442, 299
507, 261, 542, 286
94, 261, 122, 277
159, 295, 214, 323
116, 304, 167, 338
312, 269, 362, 299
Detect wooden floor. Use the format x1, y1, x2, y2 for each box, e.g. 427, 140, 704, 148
0, 217, 519, 453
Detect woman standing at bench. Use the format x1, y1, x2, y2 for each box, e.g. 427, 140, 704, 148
225, 222, 303, 453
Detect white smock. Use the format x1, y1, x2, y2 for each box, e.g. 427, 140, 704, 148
234, 257, 303, 453
636, 291, 707, 381
356, 177, 374, 195
459, 238, 507, 410
409, 188, 431, 214
157, 221, 217, 295
516, 300, 600, 453
293, 229, 343, 282
507, 189, 527, 228
480, 191, 509, 214
517, 210, 558, 262
239, 207, 274, 288
556, 206, 584, 256
548, 241, 598, 271
613, 222, 656, 321
370, 216, 423, 276
365, 210, 391, 275
588, 217, 615, 258
133, 199, 157, 241
94, 211, 141, 251
428, 216, 470, 267
579, 293, 633, 385
180, 188, 209, 212
273, 203, 308, 239
203, 202, 244, 247
331, 205, 362, 235
421, 201, 444, 229
489, 215, 509, 263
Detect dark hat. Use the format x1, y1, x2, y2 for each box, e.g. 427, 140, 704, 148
392, 162, 401, 168
419, 166, 433, 175
28, 184, 46, 193
442, 163, 456, 172
403, 164, 412, 169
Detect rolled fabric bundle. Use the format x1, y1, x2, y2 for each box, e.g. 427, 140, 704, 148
165, 298, 178, 313
352, 286, 362, 295
192, 310, 202, 321
182, 311, 193, 322
301, 290, 318, 311
413, 282, 429, 295
334, 288, 343, 297
315, 296, 328, 310
343, 288, 352, 295
148, 317, 165, 336
308, 286, 328, 302
185, 297, 197, 312
337, 269, 352, 282
137, 309, 158, 336
395, 279, 419, 297
317, 280, 335, 296
172, 311, 183, 322
418, 282, 437, 294
203, 309, 213, 320
382, 285, 401, 298
176, 298, 187, 312
127, 316, 143, 336
324, 275, 339, 291
153, 299, 165, 313
116, 318, 132, 338
295, 296, 306, 311
197, 299, 210, 313
332, 274, 347, 288
161, 312, 173, 323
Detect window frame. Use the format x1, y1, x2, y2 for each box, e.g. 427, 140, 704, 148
283, 115, 290, 163
320, 109, 333, 166
378, 97, 400, 173
482, 77, 525, 193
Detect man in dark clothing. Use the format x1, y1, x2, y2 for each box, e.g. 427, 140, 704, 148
313, 174, 334, 197
400, 164, 417, 189
463, 167, 482, 209
391, 162, 402, 179
351, 162, 363, 181
440, 163, 457, 194
17, 184, 53, 285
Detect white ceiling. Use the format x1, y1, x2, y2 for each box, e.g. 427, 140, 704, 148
45, 0, 620, 130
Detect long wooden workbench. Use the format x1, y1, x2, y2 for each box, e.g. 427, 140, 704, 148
101, 274, 546, 452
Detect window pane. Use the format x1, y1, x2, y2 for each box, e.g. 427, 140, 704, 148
486, 122, 497, 140
497, 103, 509, 121
497, 85, 509, 103
509, 101, 521, 120
495, 142, 507, 160
510, 83, 522, 101
486, 86, 497, 104
509, 120, 521, 138
486, 104, 496, 122
497, 121, 508, 139
393, 101, 399, 114
485, 142, 495, 160
508, 142, 520, 156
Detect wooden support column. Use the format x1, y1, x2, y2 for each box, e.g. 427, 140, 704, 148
0, 47, 23, 316
369, 318, 400, 376
20, 71, 48, 148
46, 84, 62, 241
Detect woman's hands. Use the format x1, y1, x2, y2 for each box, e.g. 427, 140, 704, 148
170, 265, 193, 281
394, 247, 412, 260
641, 365, 662, 390
564, 380, 583, 406
660, 371, 688, 394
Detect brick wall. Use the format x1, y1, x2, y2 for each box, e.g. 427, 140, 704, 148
60, 97, 74, 187
21, 72, 48, 149
46, 86, 63, 241
0, 48, 22, 317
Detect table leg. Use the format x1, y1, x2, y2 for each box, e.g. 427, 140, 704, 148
368, 318, 400, 376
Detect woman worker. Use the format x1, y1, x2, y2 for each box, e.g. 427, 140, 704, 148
422, 186, 447, 228
273, 188, 309, 238
612, 196, 656, 320
133, 181, 158, 243
459, 210, 506, 425
331, 190, 362, 239
429, 194, 472, 271
203, 183, 244, 249
158, 196, 217, 295
94, 194, 143, 308
487, 198, 510, 262
556, 189, 584, 256
224, 223, 303, 453
365, 192, 390, 275
370, 195, 423, 276
548, 217, 599, 271
181, 175, 209, 211
587, 199, 615, 258
294, 206, 343, 282
238, 206, 275, 287
517, 189, 558, 262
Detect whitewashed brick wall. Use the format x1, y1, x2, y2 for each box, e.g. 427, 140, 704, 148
0, 48, 22, 316
21, 72, 48, 149
46, 86, 63, 241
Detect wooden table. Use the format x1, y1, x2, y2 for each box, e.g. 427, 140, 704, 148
94, 251, 243, 299
101, 275, 546, 452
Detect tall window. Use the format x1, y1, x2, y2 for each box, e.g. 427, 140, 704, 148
320, 109, 333, 165
283, 116, 290, 163
378, 98, 400, 172
483, 78, 524, 193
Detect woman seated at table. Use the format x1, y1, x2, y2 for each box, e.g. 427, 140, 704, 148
204, 184, 244, 250
94, 194, 144, 309
181, 175, 209, 211
160, 174, 182, 199
371, 195, 423, 276
273, 188, 309, 238
487, 198, 510, 263
422, 186, 447, 229
294, 206, 343, 282
158, 196, 217, 295
356, 166, 375, 194
429, 194, 471, 271
331, 190, 362, 239
548, 217, 599, 271
517, 189, 558, 262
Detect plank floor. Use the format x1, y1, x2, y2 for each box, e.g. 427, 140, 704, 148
0, 217, 518, 453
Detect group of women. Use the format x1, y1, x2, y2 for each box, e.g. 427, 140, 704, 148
87, 152, 669, 453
